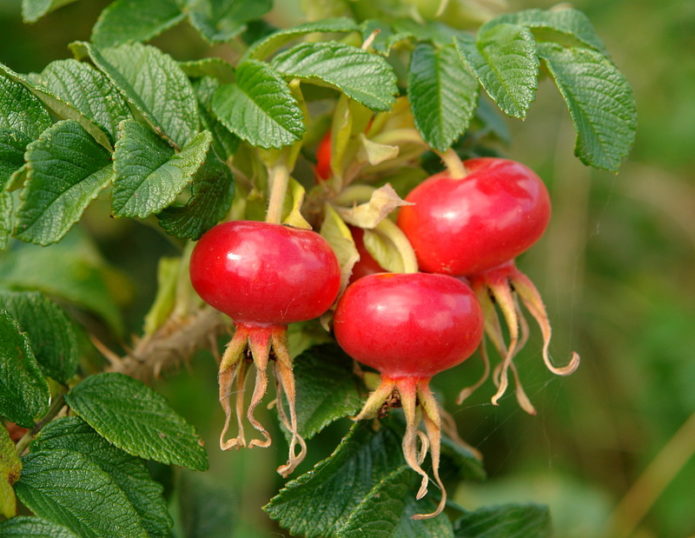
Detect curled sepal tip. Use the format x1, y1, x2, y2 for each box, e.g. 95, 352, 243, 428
217, 324, 306, 477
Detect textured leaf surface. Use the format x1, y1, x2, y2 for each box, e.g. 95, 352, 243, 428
157, 155, 234, 240
0, 291, 78, 383
212, 60, 304, 148
0, 129, 30, 188
456, 24, 538, 119
112, 120, 211, 218
0, 517, 78, 537
0, 191, 14, 250
0, 76, 52, 139
291, 344, 362, 440
21, 0, 78, 23
92, 0, 184, 47
76, 42, 199, 147
16, 120, 112, 245
39, 60, 130, 140
180, 58, 235, 83
193, 77, 240, 159
408, 43, 478, 151
0, 426, 21, 518
65, 372, 208, 470
33, 417, 172, 537
15, 449, 147, 538
539, 43, 636, 171
272, 42, 397, 111
188, 0, 272, 43
453, 503, 551, 538
0, 311, 49, 427
246, 17, 359, 60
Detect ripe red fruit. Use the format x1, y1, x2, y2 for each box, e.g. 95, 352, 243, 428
398, 158, 579, 413
315, 131, 332, 181
190, 220, 341, 476
334, 272, 483, 519
348, 226, 384, 283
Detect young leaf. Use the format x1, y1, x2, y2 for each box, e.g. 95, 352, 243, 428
455, 24, 538, 119
271, 42, 398, 112
15, 120, 112, 245
0, 291, 78, 383
0, 76, 52, 139
538, 43, 636, 172
188, 0, 273, 44
245, 17, 359, 61
157, 154, 235, 240
21, 0, 78, 23
92, 0, 185, 48
212, 60, 305, 148
39, 59, 130, 141
0, 517, 79, 537
282, 178, 311, 229
453, 503, 551, 538
290, 344, 362, 440
486, 8, 606, 53
112, 120, 211, 218
0, 311, 49, 427
32, 417, 173, 537
15, 449, 148, 538
337, 467, 454, 537
73, 42, 199, 148
64, 372, 208, 471
320, 204, 359, 291
0, 129, 31, 188
0, 426, 21, 518
180, 58, 235, 83
408, 43, 478, 151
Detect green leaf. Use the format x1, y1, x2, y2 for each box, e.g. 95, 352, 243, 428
21, 0, 78, 23
486, 8, 606, 53
193, 77, 240, 159
188, 0, 273, 44
0, 129, 31, 188
337, 467, 454, 537
212, 60, 305, 148
456, 24, 538, 119
39, 59, 130, 141
0, 517, 79, 537
73, 42, 199, 148
0, 311, 49, 427
15, 120, 112, 245
0, 191, 16, 250
180, 58, 235, 83
320, 204, 359, 291
271, 42, 397, 112
0, 76, 52, 139
65, 372, 208, 471
33, 417, 173, 537
408, 43, 478, 151
0, 229, 123, 334
453, 503, 551, 538
474, 97, 510, 145
538, 43, 636, 172
290, 344, 362, 440
245, 17, 359, 61
0, 291, 78, 383
15, 449, 148, 538
112, 120, 211, 218
265, 418, 416, 537
157, 154, 234, 239
92, 0, 185, 47
1, 426, 21, 518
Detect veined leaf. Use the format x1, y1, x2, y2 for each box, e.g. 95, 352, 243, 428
538, 43, 636, 172
0, 191, 13, 250
456, 24, 538, 119
212, 60, 305, 149
193, 77, 240, 159
65, 372, 208, 471
92, 0, 185, 47
245, 17, 359, 61
188, 0, 273, 44
16, 120, 112, 245
0, 76, 52, 140
15, 449, 148, 538
180, 58, 235, 83
112, 120, 211, 218
271, 42, 398, 111
21, 0, 78, 23
0, 517, 79, 537
453, 503, 551, 538
33, 417, 173, 537
408, 43, 478, 151
0, 291, 78, 383
0, 129, 30, 189
0, 426, 21, 518
39, 59, 130, 140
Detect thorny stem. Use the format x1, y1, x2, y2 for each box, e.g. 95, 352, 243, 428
265, 163, 291, 225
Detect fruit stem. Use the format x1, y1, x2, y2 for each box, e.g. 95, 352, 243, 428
436, 148, 467, 179
265, 163, 291, 225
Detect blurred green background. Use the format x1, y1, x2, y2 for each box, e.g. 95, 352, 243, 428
1, 0, 693, 536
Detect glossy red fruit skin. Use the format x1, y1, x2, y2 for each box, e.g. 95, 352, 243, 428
190, 221, 341, 325
315, 131, 332, 181
348, 226, 384, 283
398, 158, 551, 276
333, 273, 483, 378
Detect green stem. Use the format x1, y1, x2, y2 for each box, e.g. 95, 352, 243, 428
265, 164, 291, 224
436, 148, 467, 179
